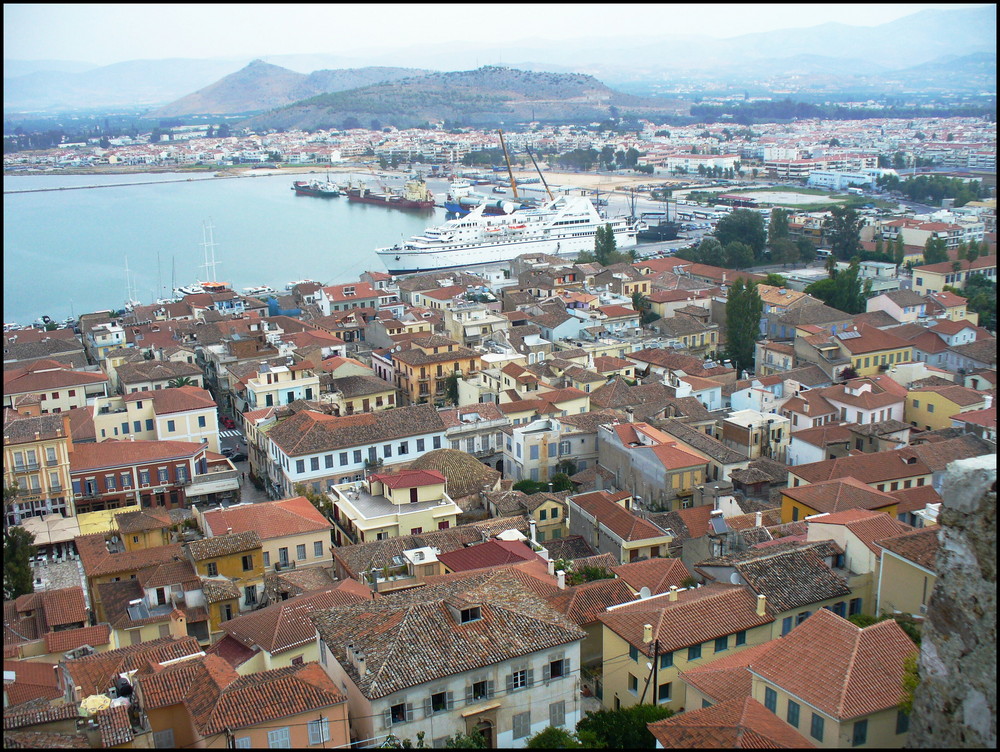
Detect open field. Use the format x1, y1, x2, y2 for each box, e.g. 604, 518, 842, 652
736, 190, 842, 205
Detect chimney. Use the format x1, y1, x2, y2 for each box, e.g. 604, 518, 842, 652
226, 527, 232, 535
756, 594, 766, 616
556, 570, 566, 589
643, 624, 653, 644
668, 585, 679, 602
355, 649, 367, 676
755, 511, 762, 527
547, 559, 555, 576
529, 519, 537, 545
625, 407, 635, 423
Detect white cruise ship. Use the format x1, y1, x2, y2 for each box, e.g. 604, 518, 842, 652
376, 196, 637, 274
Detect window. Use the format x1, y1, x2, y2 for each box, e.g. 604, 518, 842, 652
796, 611, 811, 626
787, 700, 800, 727
416, 438, 425, 451
242, 554, 253, 571
296, 459, 306, 474
896, 709, 910, 735
660, 652, 673, 670
244, 585, 257, 606
627, 673, 638, 695
629, 645, 639, 662
221, 603, 233, 622
314, 540, 324, 557
296, 544, 307, 560
764, 687, 777, 713
688, 643, 702, 661
849, 597, 863, 616
207, 562, 218, 577
460, 606, 481, 623
735, 630, 746, 646
471, 679, 491, 701
852, 719, 868, 746
353, 450, 362, 464
511, 668, 529, 690
657, 682, 672, 703
513, 711, 531, 739
390, 702, 409, 725
383, 444, 392, 458
278, 547, 289, 565
158, 467, 169, 483
167, 419, 176, 432
339, 452, 348, 466
310, 456, 320, 471
429, 690, 452, 714
139, 469, 150, 486
399, 441, 409, 454
715, 635, 728, 653
546, 657, 567, 681
263, 551, 270, 567
927, 403, 935, 413
268, 727, 291, 748
433, 436, 441, 449
308, 718, 330, 745
539, 509, 547, 521
198, 415, 207, 428
549, 700, 566, 728
551, 507, 559, 519
158, 623, 170, 638
810, 713, 825, 742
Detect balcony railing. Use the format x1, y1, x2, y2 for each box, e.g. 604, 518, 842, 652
13, 462, 40, 472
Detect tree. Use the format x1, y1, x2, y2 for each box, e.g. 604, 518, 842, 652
770, 237, 798, 267
767, 208, 791, 249
576, 704, 674, 748
167, 376, 195, 388
724, 241, 755, 270
697, 237, 725, 267
893, 236, 906, 267
725, 279, 763, 376
823, 206, 863, 261
922, 237, 949, 265
444, 372, 460, 405
797, 237, 817, 264
594, 223, 628, 266
294, 483, 332, 518
763, 273, 788, 287
715, 209, 766, 260
526, 727, 580, 748
805, 259, 870, 315
4, 524, 37, 600
965, 239, 980, 271
874, 237, 884, 256
899, 652, 920, 716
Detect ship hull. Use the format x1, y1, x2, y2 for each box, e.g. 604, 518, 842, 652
292, 181, 340, 197
347, 193, 435, 210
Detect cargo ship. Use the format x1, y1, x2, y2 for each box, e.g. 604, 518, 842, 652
347, 178, 435, 210
292, 176, 341, 197
376, 196, 637, 274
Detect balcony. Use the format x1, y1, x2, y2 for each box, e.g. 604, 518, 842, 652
13, 462, 40, 473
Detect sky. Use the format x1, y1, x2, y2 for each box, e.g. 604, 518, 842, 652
3, 3, 987, 66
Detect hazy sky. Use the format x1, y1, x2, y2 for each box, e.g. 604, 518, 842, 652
3, 3, 985, 65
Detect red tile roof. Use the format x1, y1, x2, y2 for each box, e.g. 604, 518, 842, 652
205, 634, 259, 669
570, 491, 670, 542
791, 449, 932, 486
124, 386, 217, 415
75, 534, 183, 578
783, 477, 900, 514
70, 439, 204, 473
370, 468, 445, 489
648, 696, 816, 748
544, 578, 636, 625
43, 624, 112, 654
202, 497, 332, 540
611, 558, 694, 595
678, 640, 775, 704
599, 583, 774, 656
437, 539, 540, 573
749, 608, 917, 720
2, 659, 62, 706
876, 526, 940, 571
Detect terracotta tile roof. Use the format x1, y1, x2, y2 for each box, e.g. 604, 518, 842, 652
65, 635, 201, 697
3, 361, 109, 394
876, 526, 940, 571
648, 505, 716, 545
599, 583, 774, 656
913, 253, 996, 275
70, 439, 204, 473
748, 608, 917, 719
610, 557, 693, 595
3, 701, 81, 730
791, 447, 934, 485
43, 624, 112, 654
116, 360, 202, 385
3, 730, 90, 748
905, 435, 993, 472
311, 568, 585, 699
571, 552, 621, 571
783, 476, 901, 514
540, 535, 597, 561
124, 385, 217, 415
2, 659, 62, 706
570, 491, 670, 542
727, 548, 852, 612
137, 557, 199, 589
33, 587, 87, 629
205, 634, 258, 669
221, 587, 369, 655
437, 539, 540, 572
544, 578, 637, 624
812, 509, 913, 555
266, 404, 444, 456
95, 704, 133, 747
370, 468, 445, 489
2, 412, 72, 446
202, 497, 332, 540
678, 640, 776, 704
114, 509, 172, 534
647, 696, 816, 748
185, 530, 262, 561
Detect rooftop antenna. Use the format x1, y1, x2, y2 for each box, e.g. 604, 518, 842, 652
201, 219, 220, 282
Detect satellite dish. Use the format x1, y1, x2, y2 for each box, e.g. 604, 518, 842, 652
729, 572, 741, 584
638, 586, 652, 600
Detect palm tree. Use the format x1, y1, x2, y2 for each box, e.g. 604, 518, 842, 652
167, 376, 195, 388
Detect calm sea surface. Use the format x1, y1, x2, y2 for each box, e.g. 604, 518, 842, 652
3, 171, 449, 325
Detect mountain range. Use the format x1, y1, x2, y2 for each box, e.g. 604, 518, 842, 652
3, 5, 995, 113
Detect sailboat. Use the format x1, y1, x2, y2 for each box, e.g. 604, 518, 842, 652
124, 257, 141, 310
174, 220, 229, 297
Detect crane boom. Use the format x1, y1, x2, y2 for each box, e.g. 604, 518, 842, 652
498, 129, 518, 199
525, 146, 554, 201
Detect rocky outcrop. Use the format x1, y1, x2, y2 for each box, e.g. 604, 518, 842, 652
909, 454, 996, 748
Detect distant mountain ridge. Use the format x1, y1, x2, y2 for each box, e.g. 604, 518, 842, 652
147, 61, 431, 117
237, 66, 679, 131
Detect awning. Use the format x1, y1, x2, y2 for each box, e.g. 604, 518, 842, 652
186, 477, 240, 496
461, 701, 501, 717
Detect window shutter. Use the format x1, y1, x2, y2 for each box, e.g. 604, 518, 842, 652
505, 673, 514, 693
486, 680, 495, 699
465, 685, 473, 705
423, 697, 433, 718
526, 668, 534, 687
564, 657, 571, 678
405, 703, 414, 722
382, 708, 392, 729
446, 691, 455, 710
543, 663, 551, 682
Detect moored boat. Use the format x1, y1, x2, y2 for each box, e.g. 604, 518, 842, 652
292, 176, 341, 197
347, 178, 435, 210
243, 285, 276, 296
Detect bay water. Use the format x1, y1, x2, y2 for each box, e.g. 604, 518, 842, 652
3, 171, 449, 325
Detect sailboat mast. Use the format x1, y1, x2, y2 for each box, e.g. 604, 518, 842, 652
201, 220, 220, 282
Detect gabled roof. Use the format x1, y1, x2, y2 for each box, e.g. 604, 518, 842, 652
678, 640, 776, 705
185, 530, 262, 561
202, 497, 332, 541
266, 404, 444, 455
544, 578, 637, 625
1, 659, 62, 706
808, 509, 912, 555
570, 490, 670, 542
877, 525, 940, 571
791, 450, 932, 486
728, 548, 852, 612
437, 539, 540, 572
75, 534, 183, 578
65, 635, 202, 696
611, 558, 693, 595
748, 608, 917, 720
783, 476, 901, 514
70, 439, 204, 473
43, 624, 112, 654
647, 696, 816, 748
310, 568, 585, 699
123, 386, 217, 414
599, 583, 774, 656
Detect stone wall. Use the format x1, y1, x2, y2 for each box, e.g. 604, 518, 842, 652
908, 454, 996, 748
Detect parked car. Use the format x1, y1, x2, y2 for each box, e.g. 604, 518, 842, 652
229, 452, 248, 463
